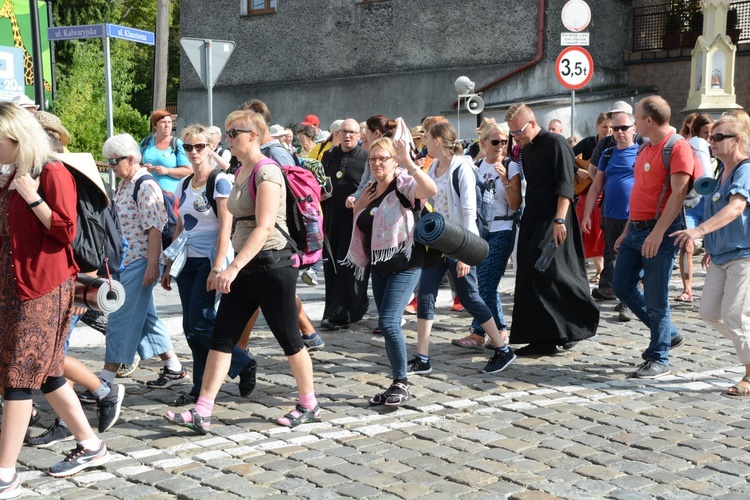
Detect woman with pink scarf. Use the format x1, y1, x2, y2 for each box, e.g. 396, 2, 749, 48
343, 137, 436, 406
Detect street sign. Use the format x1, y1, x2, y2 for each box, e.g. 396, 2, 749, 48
561, 0, 591, 32
561, 32, 589, 46
181, 38, 236, 88
47, 24, 104, 41
0, 47, 25, 101
555, 46, 594, 90
106, 24, 154, 46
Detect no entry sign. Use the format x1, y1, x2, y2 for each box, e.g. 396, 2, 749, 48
555, 46, 594, 90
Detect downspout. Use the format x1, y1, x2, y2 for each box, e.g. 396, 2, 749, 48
451, 0, 546, 110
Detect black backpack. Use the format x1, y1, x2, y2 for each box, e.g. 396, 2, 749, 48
132, 174, 178, 250
181, 169, 221, 215
99, 183, 125, 275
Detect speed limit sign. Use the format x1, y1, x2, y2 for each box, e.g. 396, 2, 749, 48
555, 46, 594, 90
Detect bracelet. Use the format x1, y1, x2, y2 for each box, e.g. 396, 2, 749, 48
27, 198, 44, 208
210, 267, 222, 274
408, 168, 418, 176
503, 183, 511, 188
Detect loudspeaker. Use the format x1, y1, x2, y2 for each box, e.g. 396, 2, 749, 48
465, 95, 484, 115
454, 76, 475, 94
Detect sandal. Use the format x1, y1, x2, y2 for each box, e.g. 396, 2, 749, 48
726, 376, 750, 397
164, 408, 211, 434
674, 291, 693, 302
451, 334, 485, 351
384, 382, 410, 407
589, 272, 600, 284
276, 404, 321, 428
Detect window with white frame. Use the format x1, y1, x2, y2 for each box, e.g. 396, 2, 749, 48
241, 0, 276, 16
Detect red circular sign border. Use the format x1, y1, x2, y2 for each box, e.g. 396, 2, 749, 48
555, 46, 594, 90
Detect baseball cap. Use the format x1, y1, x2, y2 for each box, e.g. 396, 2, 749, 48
329, 119, 344, 133
269, 124, 285, 137
301, 114, 320, 127
606, 101, 633, 118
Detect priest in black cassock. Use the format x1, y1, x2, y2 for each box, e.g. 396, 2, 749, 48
505, 103, 599, 356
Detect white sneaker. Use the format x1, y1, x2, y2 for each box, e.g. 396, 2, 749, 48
301, 269, 318, 286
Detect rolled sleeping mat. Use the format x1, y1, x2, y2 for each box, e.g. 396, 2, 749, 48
689, 136, 717, 195
415, 212, 489, 266
74, 274, 126, 313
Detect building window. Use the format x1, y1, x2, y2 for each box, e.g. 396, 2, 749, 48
242, 0, 276, 16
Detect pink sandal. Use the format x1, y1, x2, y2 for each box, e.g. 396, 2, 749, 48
451, 334, 485, 351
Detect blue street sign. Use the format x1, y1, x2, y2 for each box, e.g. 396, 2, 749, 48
47, 24, 105, 41
106, 24, 154, 46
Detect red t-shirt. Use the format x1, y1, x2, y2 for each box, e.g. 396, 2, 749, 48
630, 133, 694, 221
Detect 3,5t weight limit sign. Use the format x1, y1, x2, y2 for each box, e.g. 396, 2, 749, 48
555, 46, 594, 90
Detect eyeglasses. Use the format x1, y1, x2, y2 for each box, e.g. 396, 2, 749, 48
368, 156, 393, 164
612, 125, 633, 132
183, 143, 208, 153
226, 128, 254, 139
509, 121, 531, 136
106, 156, 128, 166
340, 130, 359, 136
709, 133, 736, 143
490, 139, 508, 147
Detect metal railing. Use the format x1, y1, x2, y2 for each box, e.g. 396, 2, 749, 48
632, 0, 750, 51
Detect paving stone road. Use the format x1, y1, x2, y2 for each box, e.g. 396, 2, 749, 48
15, 258, 750, 499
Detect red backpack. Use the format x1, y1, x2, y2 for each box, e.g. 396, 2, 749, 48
248, 158, 325, 269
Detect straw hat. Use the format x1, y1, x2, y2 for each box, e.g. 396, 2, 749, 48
56, 152, 109, 207
35, 111, 72, 146
410, 126, 424, 138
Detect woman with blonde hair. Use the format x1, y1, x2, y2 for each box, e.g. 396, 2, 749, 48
165, 110, 319, 432
0, 102, 110, 491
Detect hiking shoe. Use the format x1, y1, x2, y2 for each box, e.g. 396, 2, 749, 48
641, 334, 685, 360
301, 268, 318, 286
404, 298, 417, 315
47, 441, 111, 477
631, 360, 670, 379
617, 305, 632, 322
238, 358, 257, 398
482, 349, 517, 374
145, 367, 190, 389
302, 332, 325, 351
172, 393, 198, 406
0, 473, 20, 499
117, 356, 140, 378
27, 418, 74, 448
97, 383, 125, 433
407, 355, 432, 375
592, 286, 617, 301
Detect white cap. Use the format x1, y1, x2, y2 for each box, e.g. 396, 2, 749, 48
269, 124, 285, 137
606, 101, 633, 117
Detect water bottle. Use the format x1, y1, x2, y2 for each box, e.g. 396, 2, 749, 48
304, 208, 323, 251
534, 239, 557, 273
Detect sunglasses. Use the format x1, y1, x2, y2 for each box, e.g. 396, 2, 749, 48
106, 156, 128, 166
612, 125, 633, 132
226, 128, 254, 139
490, 139, 508, 147
709, 133, 736, 143
509, 121, 531, 136
183, 143, 208, 153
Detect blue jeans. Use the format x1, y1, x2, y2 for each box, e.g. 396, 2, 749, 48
175, 258, 253, 396
371, 267, 421, 380
612, 220, 682, 364
472, 229, 514, 336
105, 258, 174, 365
418, 258, 492, 324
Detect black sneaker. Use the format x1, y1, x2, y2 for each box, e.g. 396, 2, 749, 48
97, 382, 125, 433
145, 367, 190, 389
631, 360, 670, 379
78, 390, 97, 405
406, 355, 432, 375
27, 418, 74, 448
592, 286, 617, 301
47, 441, 111, 478
172, 393, 198, 406
238, 358, 257, 398
641, 334, 685, 360
482, 348, 517, 373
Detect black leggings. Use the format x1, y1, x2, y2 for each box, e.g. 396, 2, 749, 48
4, 375, 66, 401
212, 254, 304, 356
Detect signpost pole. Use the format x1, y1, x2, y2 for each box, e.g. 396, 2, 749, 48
571, 90, 575, 135
102, 31, 115, 186
206, 40, 213, 126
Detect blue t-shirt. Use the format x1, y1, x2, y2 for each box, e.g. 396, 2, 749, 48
141, 135, 189, 193
599, 144, 637, 220
704, 160, 750, 265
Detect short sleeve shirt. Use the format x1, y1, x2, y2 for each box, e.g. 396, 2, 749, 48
116, 168, 168, 267
599, 145, 637, 220
175, 172, 233, 258
227, 161, 288, 253
704, 160, 750, 264
630, 133, 694, 221
140, 136, 189, 193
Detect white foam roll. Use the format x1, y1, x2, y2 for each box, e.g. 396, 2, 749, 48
74, 274, 126, 313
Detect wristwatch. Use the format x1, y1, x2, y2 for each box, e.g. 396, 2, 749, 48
554, 218, 565, 225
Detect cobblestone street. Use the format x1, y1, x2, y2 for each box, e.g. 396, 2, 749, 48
16, 260, 750, 499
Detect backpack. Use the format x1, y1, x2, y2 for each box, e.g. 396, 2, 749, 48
37, 160, 107, 273
140, 134, 179, 156
247, 158, 325, 269
637, 133, 704, 219
267, 142, 332, 197
99, 183, 126, 275
132, 174, 178, 250
181, 169, 221, 215
451, 159, 495, 236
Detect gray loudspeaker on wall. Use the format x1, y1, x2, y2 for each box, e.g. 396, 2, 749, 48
465, 95, 484, 115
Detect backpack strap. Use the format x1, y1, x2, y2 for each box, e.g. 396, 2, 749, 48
653, 133, 685, 220
171, 136, 179, 156
132, 173, 156, 204
206, 168, 220, 215
139, 134, 153, 153
600, 146, 615, 170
